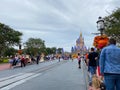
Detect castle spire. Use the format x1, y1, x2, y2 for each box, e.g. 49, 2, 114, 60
80, 32, 82, 37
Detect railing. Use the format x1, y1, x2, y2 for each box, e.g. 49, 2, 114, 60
81, 58, 89, 90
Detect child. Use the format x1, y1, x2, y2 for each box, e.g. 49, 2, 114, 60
88, 75, 106, 90
92, 75, 101, 90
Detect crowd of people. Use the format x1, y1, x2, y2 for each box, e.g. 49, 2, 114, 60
8, 54, 56, 68
9, 55, 39, 68
76, 38, 120, 90
87, 47, 105, 90
84, 38, 120, 90
8, 38, 120, 90
8, 54, 71, 69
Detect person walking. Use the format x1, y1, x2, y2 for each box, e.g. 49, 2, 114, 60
9, 56, 14, 68
21, 56, 26, 67
36, 54, 40, 64
77, 53, 81, 69
99, 38, 120, 90
58, 56, 61, 62
88, 47, 98, 81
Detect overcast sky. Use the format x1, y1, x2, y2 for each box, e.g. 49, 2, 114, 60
0, 0, 120, 52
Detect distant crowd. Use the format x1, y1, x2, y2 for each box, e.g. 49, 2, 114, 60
8, 54, 71, 68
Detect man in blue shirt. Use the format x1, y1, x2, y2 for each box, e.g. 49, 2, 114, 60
99, 38, 120, 90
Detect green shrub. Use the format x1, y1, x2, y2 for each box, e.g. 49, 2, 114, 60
3, 59, 9, 63
0, 58, 9, 64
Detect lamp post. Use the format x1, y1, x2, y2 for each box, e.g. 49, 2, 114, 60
96, 16, 105, 35
18, 43, 25, 55
19, 44, 22, 50
18, 44, 22, 55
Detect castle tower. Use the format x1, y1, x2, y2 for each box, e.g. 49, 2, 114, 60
71, 32, 87, 54
76, 32, 84, 48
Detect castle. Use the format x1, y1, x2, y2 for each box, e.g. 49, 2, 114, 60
71, 32, 87, 54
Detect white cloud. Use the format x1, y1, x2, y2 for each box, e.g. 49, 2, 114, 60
0, 0, 120, 52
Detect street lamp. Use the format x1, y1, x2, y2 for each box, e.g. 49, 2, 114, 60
96, 16, 105, 35
19, 44, 22, 50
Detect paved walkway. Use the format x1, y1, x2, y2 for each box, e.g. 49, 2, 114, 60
0, 63, 10, 71
9, 60, 88, 90
0, 60, 89, 90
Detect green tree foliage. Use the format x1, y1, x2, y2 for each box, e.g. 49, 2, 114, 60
4, 47, 17, 57
104, 8, 120, 43
45, 47, 56, 55
57, 48, 63, 54
0, 23, 22, 56
51, 47, 57, 54
45, 48, 52, 55
25, 38, 46, 56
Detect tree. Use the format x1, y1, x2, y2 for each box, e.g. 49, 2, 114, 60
0, 23, 22, 56
45, 48, 52, 55
104, 8, 120, 44
4, 47, 17, 57
57, 48, 63, 54
51, 47, 57, 54
45, 47, 56, 55
25, 38, 45, 56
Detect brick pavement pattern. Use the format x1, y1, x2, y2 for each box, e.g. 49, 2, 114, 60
0, 63, 10, 71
